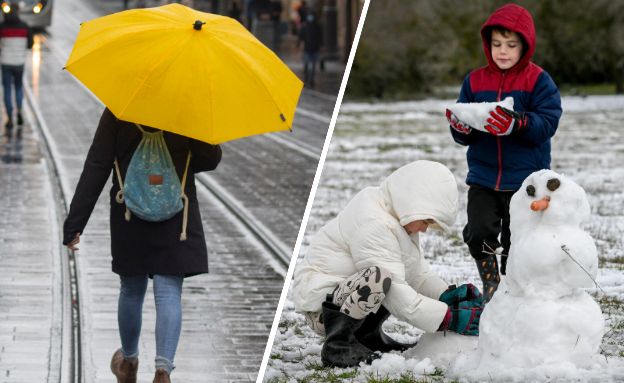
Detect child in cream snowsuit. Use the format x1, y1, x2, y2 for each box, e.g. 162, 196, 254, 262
293, 161, 483, 368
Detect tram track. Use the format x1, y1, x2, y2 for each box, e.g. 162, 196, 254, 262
23, 84, 81, 383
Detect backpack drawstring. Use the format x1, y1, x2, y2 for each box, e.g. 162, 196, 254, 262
113, 158, 132, 221
179, 151, 191, 241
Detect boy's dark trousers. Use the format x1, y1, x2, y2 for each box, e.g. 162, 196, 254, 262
462, 185, 515, 300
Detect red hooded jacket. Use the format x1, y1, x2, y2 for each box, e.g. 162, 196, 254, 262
450, 3, 562, 191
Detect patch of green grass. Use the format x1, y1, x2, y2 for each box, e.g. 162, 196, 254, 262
598, 295, 624, 307
377, 143, 417, 152
279, 319, 299, 329
559, 83, 618, 96
362, 368, 447, 383
599, 256, 624, 268
608, 256, 624, 264
303, 360, 326, 371
610, 320, 624, 331
293, 324, 305, 336
428, 367, 444, 377
337, 370, 359, 379
295, 361, 448, 383
271, 353, 283, 360
298, 367, 359, 383
266, 377, 289, 383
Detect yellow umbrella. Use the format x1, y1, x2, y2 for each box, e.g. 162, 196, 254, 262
65, 4, 303, 144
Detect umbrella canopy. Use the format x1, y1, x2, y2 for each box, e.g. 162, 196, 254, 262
65, 4, 303, 144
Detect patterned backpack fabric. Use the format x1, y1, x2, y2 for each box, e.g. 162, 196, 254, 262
114, 124, 191, 241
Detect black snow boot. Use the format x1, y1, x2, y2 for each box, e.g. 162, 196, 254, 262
321, 301, 378, 368
476, 254, 501, 303
356, 305, 416, 353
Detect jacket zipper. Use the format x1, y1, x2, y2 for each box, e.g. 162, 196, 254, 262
495, 72, 506, 191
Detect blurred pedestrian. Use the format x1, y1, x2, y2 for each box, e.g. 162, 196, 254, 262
269, 0, 282, 51
63, 109, 221, 382
293, 161, 483, 368
297, 12, 321, 88
296, 0, 308, 32
446, 3, 562, 302
0, 2, 33, 139
228, 1, 242, 21
245, 0, 255, 30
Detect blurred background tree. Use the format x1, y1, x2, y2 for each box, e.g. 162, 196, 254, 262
346, 0, 624, 99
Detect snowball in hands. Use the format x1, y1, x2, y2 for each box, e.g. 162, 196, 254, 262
451, 169, 605, 380
447, 97, 514, 132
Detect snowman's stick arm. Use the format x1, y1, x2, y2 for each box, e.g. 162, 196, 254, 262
560, 245, 605, 294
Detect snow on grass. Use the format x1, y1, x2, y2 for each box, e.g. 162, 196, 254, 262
265, 96, 624, 382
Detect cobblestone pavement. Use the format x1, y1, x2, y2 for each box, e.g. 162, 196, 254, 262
0, 0, 342, 381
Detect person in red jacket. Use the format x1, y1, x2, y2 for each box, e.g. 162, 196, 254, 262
446, 3, 562, 302
0, 2, 33, 138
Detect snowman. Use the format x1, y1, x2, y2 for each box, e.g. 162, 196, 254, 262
475, 169, 605, 371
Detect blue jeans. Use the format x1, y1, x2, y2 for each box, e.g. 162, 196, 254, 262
1, 65, 24, 121
303, 51, 319, 87
118, 274, 184, 374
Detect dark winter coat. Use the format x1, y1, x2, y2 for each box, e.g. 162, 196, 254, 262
450, 3, 562, 191
63, 109, 222, 277
298, 21, 322, 53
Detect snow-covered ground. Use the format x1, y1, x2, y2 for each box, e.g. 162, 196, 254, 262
264, 95, 624, 382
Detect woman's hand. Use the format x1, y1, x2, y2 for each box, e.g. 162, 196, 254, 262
66, 233, 81, 251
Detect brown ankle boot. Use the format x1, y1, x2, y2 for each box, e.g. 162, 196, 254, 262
110, 349, 138, 383
153, 368, 171, 383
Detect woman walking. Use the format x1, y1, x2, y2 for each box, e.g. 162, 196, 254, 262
63, 109, 221, 382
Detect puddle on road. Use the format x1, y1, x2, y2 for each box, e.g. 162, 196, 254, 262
1, 124, 41, 164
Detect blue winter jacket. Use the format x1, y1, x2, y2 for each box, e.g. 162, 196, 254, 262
450, 3, 562, 191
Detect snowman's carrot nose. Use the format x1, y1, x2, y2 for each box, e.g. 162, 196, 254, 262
531, 196, 550, 211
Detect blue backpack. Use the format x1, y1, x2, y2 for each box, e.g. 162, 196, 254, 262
114, 124, 191, 241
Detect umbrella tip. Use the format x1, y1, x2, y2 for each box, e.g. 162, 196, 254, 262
193, 20, 206, 30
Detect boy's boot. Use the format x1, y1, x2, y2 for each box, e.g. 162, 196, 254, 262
110, 349, 138, 383
475, 254, 500, 303
16, 110, 23, 126
153, 368, 171, 383
355, 305, 416, 352
321, 301, 378, 368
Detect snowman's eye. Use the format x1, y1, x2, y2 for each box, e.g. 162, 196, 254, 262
547, 178, 560, 191
526, 185, 536, 197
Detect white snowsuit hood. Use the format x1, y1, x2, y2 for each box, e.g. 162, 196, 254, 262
381, 160, 458, 233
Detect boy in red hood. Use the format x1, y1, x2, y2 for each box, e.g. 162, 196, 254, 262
446, 4, 562, 302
